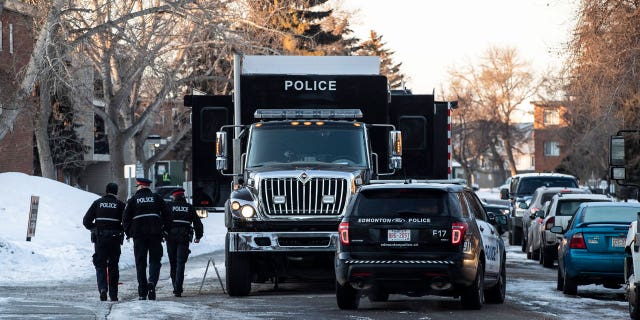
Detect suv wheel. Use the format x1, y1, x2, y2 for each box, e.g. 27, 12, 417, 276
225, 236, 252, 296
484, 257, 506, 304
543, 245, 555, 268
461, 262, 484, 310
630, 281, 640, 320
336, 281, 360, 310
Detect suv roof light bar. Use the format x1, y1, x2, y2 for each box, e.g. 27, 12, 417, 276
254, 109, 363, 120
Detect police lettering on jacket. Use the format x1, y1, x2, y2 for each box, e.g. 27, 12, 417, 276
172, 206, 189, 213
136, 197, 155, 204
99, 203, 118, 209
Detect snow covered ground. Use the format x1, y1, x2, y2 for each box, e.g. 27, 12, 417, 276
0, 173, 628, 319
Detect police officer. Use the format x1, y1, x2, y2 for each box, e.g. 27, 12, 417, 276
122, 177, 172, 300
165, 188, 203, 297
83, 182, 125, 302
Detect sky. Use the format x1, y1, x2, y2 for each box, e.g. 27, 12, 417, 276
339, 0, 578, 119
0, 172, 627, 319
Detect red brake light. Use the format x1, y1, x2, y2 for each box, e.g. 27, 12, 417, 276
452, 222, 467, 245
544, 217, 555, 230
569, 232, 587, 249
339, 222, 349, 245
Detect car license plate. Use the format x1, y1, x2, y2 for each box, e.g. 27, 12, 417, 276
612, 237, 626, 248
388, 229, 410, 242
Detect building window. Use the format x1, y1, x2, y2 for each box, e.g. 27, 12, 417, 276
531, 155, 535, 167
544, 141, 560, 156
9, 23, 14, 54
543, 109, 560, 126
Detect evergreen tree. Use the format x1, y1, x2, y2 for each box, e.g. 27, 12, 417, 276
241, 0, 357, 56
356, 31, 405, 89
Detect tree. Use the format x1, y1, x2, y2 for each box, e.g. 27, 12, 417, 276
561, 0, 640, 181
356, 30, 405, 89
447, 46, 539, 177
237, 0, 356, 56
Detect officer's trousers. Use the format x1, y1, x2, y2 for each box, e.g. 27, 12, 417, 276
166, 239, 190, 294
133, 236, 163, 297
93, 237, 121, 299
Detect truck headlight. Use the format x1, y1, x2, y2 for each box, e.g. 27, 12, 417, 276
241, 205, 255, 218
231, 201, 241, 211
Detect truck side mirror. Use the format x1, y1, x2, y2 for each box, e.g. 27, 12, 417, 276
388, 130, 402, 170
216, 131, 228, 170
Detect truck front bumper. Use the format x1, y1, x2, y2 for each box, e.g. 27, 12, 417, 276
227, 231, 339, 252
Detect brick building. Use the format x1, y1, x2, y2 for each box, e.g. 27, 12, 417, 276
532, 101, 569, 172
0, 1, 36, 175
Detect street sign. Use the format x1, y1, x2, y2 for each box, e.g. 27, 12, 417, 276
26, 195, 39, 241
124, 164, 136, 178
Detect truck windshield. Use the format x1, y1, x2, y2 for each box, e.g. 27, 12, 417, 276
246, 123, 367, 167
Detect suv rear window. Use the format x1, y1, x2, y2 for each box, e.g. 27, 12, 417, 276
557, 200, 602, 216
352, 189, 452, 218
517, 178, 578, 195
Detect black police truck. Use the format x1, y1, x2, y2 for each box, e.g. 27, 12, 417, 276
185, 55, 454, 296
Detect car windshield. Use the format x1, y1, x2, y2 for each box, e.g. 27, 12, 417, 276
517, 178, 578, 195
246, 123, 367, 167
557, 200, 606, 216
352, 189, 451, 218
581, 206, 640, 223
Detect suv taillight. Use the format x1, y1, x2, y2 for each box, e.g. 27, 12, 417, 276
339, 222, 349, 245
544, 217, 555, 231
569, 232, 586, 249
452, 222, 467, 245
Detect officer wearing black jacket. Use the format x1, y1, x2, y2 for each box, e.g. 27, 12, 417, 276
165, 188, 204, 297
83, 182, 125, 302
122, 177, 172, 300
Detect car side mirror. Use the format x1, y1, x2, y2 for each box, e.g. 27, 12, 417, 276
550, 226, 564, 234
535, 210, 545, 218
500, 188, 509, 200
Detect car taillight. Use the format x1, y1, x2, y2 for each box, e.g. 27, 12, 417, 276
339, 222, 349, 245
544, 217, 555, 230
452, 222, 467, 245
569, 232, 587, 249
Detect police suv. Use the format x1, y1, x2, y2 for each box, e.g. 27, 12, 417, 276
335, 182, 507, 310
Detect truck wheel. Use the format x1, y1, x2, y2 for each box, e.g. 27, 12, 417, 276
532, 247, 540, 261
225, 236, 251, 296
543, 246, 555, 268
484, 257, 506, 304
562, 269, 577, 295
336, 281, 360, 310
461, 262, 484, 310
513, 228, 522, 246
521, 236, 527, 252
508, 231, 514, 245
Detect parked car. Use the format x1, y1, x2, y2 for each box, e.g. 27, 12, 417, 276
483, 202, 510, 235
538, 193, 613, 268
526, 200, 551, 260
521, 187, 590, 253
335, 182, 507, 310
154, 185, 183, 202
553, 202, 640, 295
502, 173, 579, 246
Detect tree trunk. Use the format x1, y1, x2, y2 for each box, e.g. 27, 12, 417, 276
108, 129, 128, 201
502, 134, 519, 176
34, 80, 56, 179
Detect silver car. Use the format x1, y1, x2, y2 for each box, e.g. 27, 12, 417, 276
526, 200, 550, 261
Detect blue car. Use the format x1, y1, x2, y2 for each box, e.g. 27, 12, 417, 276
552, 202, 640, 295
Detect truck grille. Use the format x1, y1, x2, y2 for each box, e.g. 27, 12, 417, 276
259, 177, 348, 216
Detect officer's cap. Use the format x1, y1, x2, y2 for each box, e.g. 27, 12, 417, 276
172, 188, 186, 197
135, 177, 152, 187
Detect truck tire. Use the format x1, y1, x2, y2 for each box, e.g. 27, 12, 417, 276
225, 236, 252, 296
484, 257, 506, 304
461, 262, 484, 310
336, 281, 360, 310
